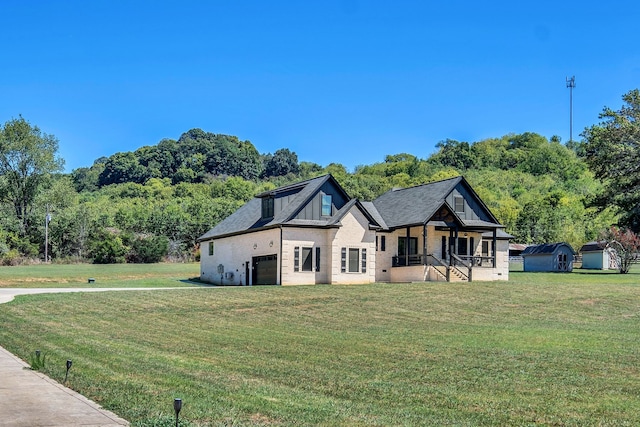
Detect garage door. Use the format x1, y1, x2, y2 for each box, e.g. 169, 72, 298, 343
253, 254, 278, 285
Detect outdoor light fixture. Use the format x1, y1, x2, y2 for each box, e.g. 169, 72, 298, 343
173, 398, 182, 427
64, 359, 72, 383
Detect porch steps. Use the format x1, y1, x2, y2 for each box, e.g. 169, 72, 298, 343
449, 267, 468, 282
432, 265, 467, 282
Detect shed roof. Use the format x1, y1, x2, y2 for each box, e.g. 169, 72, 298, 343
521, 242, 575, 256
580, 241, 607, 252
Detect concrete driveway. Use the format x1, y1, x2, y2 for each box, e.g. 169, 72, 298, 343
0, 286, 188, 304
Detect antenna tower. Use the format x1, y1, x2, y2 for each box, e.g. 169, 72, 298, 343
566, 76, 576, 143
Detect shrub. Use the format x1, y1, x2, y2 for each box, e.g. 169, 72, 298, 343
126, 235, 169, 263
90, 233, 127, 264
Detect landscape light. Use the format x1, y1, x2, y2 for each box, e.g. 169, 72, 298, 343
173, 398, 182, 427
65, 359, 72, 382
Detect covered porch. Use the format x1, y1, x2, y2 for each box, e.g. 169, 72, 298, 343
388, 220, 502, 282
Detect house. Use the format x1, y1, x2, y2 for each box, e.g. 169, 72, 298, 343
509, 243, 529, 258
521, 242, 575, 272
580, 241, 618, 270
197, 174, 510, 285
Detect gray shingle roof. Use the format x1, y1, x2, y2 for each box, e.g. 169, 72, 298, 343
372, 177, 462, 229
197, 174, 375, 241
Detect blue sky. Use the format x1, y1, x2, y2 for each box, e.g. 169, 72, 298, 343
1, 1, 639, 173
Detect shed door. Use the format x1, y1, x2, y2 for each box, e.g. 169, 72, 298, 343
558, 253, 568, 271
253, 255, 278, 285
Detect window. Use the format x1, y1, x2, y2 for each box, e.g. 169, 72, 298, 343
315, 247, 321, 272
295, 246, 314, 272
348, 248, 359, 272
454, 196, 465, 213
321, 194, 332, 216
302, 247, 313, 271
261, 197, 274, 219
398, 236, 418, 256
208, 241, 214, 256
482, 241, 490, 257
342, 247, 365, 273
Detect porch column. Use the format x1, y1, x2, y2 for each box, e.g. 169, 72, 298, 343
449, 228, 454, 266
422, 223, 428, 265
492, 228, 497, 268
454, 226, 459, 256
405, 226, 410, 266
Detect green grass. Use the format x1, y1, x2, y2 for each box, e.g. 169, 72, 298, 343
0, 269, 639, 425
0, 262, 200, 288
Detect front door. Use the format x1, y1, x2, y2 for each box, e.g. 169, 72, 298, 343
458, 237, 468, 256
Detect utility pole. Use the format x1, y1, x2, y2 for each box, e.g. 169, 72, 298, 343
566, 76, 576, 143
45, 205, 51, 263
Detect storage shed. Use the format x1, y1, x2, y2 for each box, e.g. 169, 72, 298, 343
521, 242, 575, 272
580, 242, 618, 270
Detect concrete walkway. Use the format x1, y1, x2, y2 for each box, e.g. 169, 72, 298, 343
0, 344, 129, 427
0, 287, 197, 426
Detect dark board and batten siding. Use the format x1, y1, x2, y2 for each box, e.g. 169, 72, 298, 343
295, 181, 349, 221
446, 183, 493, 223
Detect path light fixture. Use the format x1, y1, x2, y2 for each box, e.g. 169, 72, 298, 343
64, 359, 72, 383
173, 398, 182, 427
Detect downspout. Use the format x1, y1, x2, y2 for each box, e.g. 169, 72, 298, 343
279, 225, 283, 286
423, 222, 428, 265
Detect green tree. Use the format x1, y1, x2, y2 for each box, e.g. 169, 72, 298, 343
0, 117, 64, 238
430, 139, 476, 170
582, 89, 640, 232
599, 226, 640, 274
262, 148, 300, 177
99, 152, 149, 186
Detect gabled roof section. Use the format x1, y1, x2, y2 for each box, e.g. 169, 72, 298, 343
360, 201, 388, 230
329, 199, 381, 229
372, 176, 502, 230
198, 174, 368, 241
373, 177, 461, 229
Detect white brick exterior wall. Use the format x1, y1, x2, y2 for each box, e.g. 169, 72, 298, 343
200, 205, 376, 286
200, 228, 281, 285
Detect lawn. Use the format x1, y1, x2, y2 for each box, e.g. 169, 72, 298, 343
0, 267, 639, 426
0, 262, 200, 288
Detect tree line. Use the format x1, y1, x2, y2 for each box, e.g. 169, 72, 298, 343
1, 89, 639, 265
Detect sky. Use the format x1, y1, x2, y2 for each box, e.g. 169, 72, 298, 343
1, 1, 639, 173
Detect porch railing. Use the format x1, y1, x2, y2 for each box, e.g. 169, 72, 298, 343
392, 254, 427, 267
457, 255, 495, 268
450, 253, 471, 281
392, 254, 495, 268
